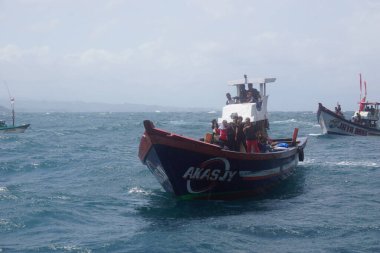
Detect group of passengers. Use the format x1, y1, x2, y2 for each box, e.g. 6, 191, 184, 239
210, 115, 272, 153
334, 103, 344, 118
336, 103, 378, 125
364, 105, 377, 115
351, 111, 378, 128
226, 83, 261, 105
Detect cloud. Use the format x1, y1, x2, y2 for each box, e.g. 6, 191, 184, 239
0, 44, 50, 62
1, 0, 380, 109
63, 48, 132, 67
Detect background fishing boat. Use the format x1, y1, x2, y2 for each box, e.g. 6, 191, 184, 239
0, 84, 30, 133
317, 74, 379, 136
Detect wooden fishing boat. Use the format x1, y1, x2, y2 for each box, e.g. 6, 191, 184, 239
139, 120, 307, 200
317, 103, 380, 136
138, 75, 307, 200
317, 75, 379, 136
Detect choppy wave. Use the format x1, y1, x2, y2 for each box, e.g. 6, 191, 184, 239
329, 161, 379, 168
128, 187, 152, 195
1, 112, 379, 252
309, 133, 323, 136
168, 120, 187, 125
272, 119, 297, 124
48, 245, 92, 253
0, 186, 18, 200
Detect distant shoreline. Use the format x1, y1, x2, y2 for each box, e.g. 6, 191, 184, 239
0, 100, 216, 113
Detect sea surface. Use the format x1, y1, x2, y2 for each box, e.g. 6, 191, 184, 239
1, 111, 379, 253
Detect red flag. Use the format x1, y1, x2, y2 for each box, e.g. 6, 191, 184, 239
359, 98, 366, 111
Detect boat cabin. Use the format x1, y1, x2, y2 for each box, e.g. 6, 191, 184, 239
218, 75, 276, 124
353, 102, 380, 128
0, 120, 6, 128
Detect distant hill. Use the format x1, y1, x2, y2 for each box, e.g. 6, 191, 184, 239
0, 105, 9, 113
0, 99, 215, 113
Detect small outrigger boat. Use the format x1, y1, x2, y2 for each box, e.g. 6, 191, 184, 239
317, 75, 380, 136
0, 120, 30, 133
0, 87, 30, 133
138, 76, 307, 200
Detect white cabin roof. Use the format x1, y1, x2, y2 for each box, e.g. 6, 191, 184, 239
228, 77, 276, 86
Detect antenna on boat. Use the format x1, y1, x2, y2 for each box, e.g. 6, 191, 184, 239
359, 73, 362, 102
4, 81, 15, 127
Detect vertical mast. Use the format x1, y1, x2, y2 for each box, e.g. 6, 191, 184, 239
359, 73, 362, 102
11, 97, 15, 126
4, 82, 15, 126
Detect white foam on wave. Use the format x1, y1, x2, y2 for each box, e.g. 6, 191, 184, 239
0, 219, 10, 226
49, 244, 92, 253
309, 133, 323, 136
303, 122, 322, 127
272, 119, 297, 124
0, 186, 18, 200
51, 195, 71, 201
328, 161, 379, 168
169, 120, 186, 125
299, 158, 315, 165
128, 187, 151, 195
0, 218, 24, 229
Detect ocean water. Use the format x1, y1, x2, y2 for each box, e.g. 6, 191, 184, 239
1, 111, 379, 253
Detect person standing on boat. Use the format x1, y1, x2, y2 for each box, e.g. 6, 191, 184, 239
238, 84, 247, 103
211, 119, 219, 133
247, 83, 261, 102
235, 116, 246, 152
335, 103, 344, 118
370, 105, 375, 116
246, 91, 254, 103
352, 112, 361, 123
226, 93, 235, 105
229, 116, 238, 151
243, 118, 260, 153
216, 120, 229, 149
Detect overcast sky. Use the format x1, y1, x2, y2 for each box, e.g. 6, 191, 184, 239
1, 0, 379, 111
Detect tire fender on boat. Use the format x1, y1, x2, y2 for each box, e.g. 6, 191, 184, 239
298, 148, 304, 162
